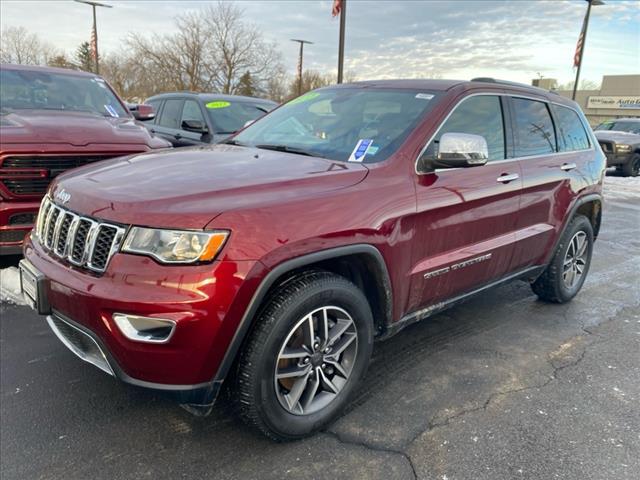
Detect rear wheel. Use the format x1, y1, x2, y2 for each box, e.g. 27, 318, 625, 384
531, 214, 594, 303
621, 153, 640, 177
234, 271, 374, 440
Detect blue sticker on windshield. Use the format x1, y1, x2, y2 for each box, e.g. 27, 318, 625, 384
104, 104, 119, 117
348, 139, 373, 162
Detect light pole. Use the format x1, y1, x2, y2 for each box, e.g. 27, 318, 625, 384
74, 0, 112, 74
291, 39, 313, 96
572, 0, 605, 100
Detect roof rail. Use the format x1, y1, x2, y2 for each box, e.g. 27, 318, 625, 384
470, 77, 560, 96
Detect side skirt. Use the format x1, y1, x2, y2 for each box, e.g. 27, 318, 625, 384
379, 265, 545, 340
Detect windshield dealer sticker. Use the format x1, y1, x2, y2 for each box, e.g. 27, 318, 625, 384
415, 93, 434, 100
206, 101, 231, 109
348, 139, 373, 162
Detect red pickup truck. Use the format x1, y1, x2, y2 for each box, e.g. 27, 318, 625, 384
0, 64, 169, 255
20, 78, 605, 440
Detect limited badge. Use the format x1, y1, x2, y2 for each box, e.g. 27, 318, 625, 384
348, 139, 373, 162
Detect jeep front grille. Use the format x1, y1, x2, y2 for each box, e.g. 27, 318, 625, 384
35, 197, 126, 273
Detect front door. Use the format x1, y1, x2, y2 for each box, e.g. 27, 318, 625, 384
409, 94, 522, 313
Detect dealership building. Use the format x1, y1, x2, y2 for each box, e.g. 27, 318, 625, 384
532, 74, 640, 126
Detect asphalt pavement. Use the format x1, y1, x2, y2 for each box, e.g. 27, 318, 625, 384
1, 175, 639, 480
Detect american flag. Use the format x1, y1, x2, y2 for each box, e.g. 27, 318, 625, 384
332, 0, 342, 17
90, 24, 97, 60
573, 14, 587, 68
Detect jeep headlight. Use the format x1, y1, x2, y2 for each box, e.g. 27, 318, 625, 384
122, 227, 228, 264
616, 144, 631, 152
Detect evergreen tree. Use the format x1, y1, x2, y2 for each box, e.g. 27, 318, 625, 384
75, 41, 94, 72
236, 71, 255, 97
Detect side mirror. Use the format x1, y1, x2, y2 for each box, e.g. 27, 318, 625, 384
181, 119, 208, 134
434, 132, 489, 168
128, 103, 155, 121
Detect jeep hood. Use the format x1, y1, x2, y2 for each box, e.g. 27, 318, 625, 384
0, 109, 159, 147
51, 145, 369, 229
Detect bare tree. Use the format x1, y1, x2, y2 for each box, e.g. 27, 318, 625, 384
126, 11, 216, 95
0, 26, 56, 65
556, 79, 601, 91
204, 2, 282, 95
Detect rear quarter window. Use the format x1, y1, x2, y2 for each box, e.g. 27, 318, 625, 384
551, 105, 590, 152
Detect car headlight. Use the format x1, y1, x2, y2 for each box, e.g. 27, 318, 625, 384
616, 144, 632, 152
121, 227, 228, 264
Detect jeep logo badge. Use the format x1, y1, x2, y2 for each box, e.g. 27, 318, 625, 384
55, 189, 71, 204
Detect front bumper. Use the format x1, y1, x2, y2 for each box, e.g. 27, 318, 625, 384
23, 235, 264, 405
604, 152, 632, 167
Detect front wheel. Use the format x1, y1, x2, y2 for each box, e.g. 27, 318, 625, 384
621, 153, 640, 177
531, 214, 594, 303
234, 271, 374, 440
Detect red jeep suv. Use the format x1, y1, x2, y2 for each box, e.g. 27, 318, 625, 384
19, 79, 605, 440
0, 64, 169, 255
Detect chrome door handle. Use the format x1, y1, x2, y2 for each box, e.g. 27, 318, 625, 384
560, 163, 577, 171
497, 173, 519, 183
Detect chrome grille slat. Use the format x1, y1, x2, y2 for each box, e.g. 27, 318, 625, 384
34, 197, 125, 273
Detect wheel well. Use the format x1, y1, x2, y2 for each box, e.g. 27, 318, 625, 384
261, 252, 392, 336
576, 199, 602, 239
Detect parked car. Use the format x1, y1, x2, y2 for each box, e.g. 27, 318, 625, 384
594, 118, 640, 176
595, 117, 640, 134
143, 92, 277, 147
20, 78, 605, 440
0, 64, 170, 255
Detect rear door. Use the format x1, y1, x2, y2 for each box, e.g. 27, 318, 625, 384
152, 98, 184, 146
410, 93, 522, 312
509, 97, 593, 270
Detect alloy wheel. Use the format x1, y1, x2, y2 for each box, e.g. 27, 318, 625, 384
274, 306, 358, 415
562, 231, 588, 289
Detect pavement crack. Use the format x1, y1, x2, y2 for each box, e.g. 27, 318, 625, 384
323, 429, 417, 480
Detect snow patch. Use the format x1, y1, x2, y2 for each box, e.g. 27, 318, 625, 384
603, 174, 640, 200
0, 267, 27, 306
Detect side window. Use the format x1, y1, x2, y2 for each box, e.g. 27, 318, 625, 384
157, 99, 183, 129
145, 99, 162, 124
551, 105, 590, 151
512, 98, 556, 157
426, 95, 505, 162
181, 100, 205, 127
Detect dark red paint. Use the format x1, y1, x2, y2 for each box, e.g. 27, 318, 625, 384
0, 64, 169, 254
22, 80, 605, 395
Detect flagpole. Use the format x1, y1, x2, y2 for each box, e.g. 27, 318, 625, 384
572, 0, 604, 100
74, 1, 113, 74
92, 5, 99, 73
337, 0, 346, 84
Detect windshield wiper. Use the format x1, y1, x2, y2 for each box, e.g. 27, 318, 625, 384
254, 144, 322, 158
222, 139, 246, 146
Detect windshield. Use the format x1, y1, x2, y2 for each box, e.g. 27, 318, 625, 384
595, 120, 640, 134
231, 88, 438, 162
0, 69, 128, 117
206, 100, 275, 134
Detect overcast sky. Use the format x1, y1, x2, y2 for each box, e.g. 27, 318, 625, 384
1, 0, 638, 85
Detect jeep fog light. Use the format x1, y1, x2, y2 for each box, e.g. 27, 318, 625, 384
113, 313, 176, 343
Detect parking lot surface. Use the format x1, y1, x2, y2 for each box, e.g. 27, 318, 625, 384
1, 176, 638, 480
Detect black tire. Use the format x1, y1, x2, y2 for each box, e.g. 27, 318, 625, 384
233, 271, 374, 440
621, 153, 640, 177
531, 214, 594, 303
